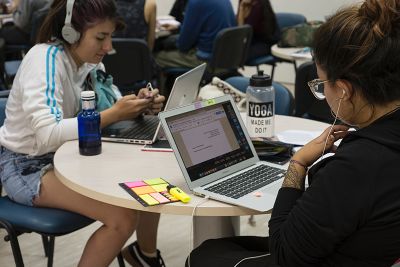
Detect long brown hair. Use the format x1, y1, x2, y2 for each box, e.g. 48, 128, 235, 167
37, 0, 125, 44
261, 0, 278, 42
313, 0, 400, 105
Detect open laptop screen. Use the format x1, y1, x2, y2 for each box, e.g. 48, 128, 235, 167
165, 100, 254, 182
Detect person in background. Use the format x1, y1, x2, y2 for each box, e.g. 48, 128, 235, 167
237, 0, 279, 61
0, 0, 52, 46
113, 0, 160, 89
152, 0, 187, 53
114, 0, 156, 51
169, 0, 187, 24
0, 0, 166, 266
155, 0, 236, 69
186, 0, 400, 266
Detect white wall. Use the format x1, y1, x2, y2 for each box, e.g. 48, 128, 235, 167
156, 0, 360, 19
269, 0, 360, 21
156, 0, 175, 15
155, 0, 361, 83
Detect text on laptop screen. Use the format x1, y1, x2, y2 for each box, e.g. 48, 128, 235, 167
165, 101, 254, 182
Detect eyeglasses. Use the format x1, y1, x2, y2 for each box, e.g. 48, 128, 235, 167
307, 79, 329, 100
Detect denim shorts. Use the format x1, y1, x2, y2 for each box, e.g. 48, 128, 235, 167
0, 146, 54, 206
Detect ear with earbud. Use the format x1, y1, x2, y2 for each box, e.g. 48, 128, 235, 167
337, 89, 346, 100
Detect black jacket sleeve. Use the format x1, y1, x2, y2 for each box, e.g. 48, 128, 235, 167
268, 148, 375, 267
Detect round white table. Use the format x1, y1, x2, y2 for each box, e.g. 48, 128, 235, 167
54, 115, 328, 246
271, 44, 312, 62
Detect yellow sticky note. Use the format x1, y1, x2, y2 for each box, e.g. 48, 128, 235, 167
144, 178, 166, 185
139, 194, 159, 205
152, 183, 168, 192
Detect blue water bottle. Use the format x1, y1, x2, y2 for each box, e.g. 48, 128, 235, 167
78, 91, 102, 156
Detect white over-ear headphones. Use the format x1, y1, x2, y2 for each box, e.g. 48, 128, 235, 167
62, 0, 80, 44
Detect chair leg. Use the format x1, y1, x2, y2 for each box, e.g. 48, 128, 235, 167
248, 215, 256, 226
117, 252, 126, 267
41, 234, 50, 257
270, 65, 276, 80
46, 236, 55, 267
0, 220, 25, 267
41, 235, 55, 267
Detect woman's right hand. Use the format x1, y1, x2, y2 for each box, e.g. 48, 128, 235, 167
111, 94, 153, 121
292, 125, 350, 167
100, 94, 153, 128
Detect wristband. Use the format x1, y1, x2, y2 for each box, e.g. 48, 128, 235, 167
290, 159, 308, 171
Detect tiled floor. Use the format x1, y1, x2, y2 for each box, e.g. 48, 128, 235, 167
0, 213, 270, 267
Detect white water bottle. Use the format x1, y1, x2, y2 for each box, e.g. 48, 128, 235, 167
246, 70, 275, 139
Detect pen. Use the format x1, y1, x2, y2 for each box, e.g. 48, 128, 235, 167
167, 184, 191, 203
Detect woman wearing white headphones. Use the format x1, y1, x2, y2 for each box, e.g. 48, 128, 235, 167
0, 0, 166, 266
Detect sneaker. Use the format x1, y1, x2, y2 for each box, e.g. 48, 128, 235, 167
122, 241, 166, 267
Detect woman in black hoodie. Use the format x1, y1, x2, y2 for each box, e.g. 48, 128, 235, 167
187, 0, 400, 266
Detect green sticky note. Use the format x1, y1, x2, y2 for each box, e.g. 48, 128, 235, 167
144, 178, 166, 185
205, 99, 216, 105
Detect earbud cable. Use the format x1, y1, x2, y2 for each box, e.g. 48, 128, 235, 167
321, 97, 342, 158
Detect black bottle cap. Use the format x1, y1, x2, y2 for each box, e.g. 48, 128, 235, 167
249, 70, 272, 87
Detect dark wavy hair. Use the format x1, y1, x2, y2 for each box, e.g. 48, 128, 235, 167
261, 0, 278, 43
37, 0, 125, 44
312, 0, 400, 105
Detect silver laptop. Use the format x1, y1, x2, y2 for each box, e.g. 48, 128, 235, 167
158, 95, 286, 211
102, 63, 206, 144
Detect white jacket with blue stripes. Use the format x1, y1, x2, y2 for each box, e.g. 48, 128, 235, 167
0, 43, 104, 156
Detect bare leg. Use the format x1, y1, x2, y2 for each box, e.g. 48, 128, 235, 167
122, 211, 161, 266
136, 211, 160, 253
33, 170, 138, 267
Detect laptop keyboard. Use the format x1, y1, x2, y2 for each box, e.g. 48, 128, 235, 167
119, 117, 159, 140
206, 165, 286, 199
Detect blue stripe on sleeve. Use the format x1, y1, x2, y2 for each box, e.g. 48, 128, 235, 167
45, 46, 54, 113
51, 47, 61, 121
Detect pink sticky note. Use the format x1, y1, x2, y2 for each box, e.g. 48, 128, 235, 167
150, 192, 170, 203
125, 181, 147, 188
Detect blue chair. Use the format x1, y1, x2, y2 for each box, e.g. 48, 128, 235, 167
224, 76, 294, 116
245, 12, 307, 80
4, 60, 21, 87
3, 9, 48, 89
0, 95, 96, 267
161, 25, 253, 93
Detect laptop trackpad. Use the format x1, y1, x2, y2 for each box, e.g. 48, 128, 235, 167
106, 120, 138, 129
260, 181, 282, 195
